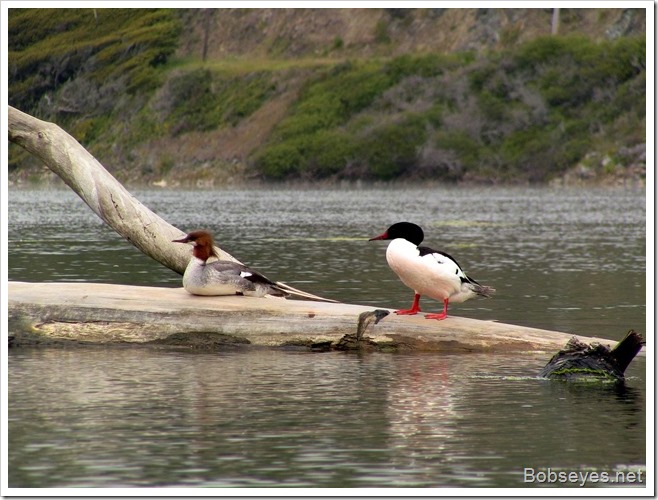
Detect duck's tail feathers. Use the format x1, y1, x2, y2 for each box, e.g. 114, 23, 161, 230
270, 281, 340, 303
474, 284, 496, 298
264, 284, 290, 298
464, 278, 495, 298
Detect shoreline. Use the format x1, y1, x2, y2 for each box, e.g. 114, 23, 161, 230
7, 169, 646, 191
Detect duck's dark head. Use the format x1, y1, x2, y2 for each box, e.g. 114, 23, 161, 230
173, 230, 219, 261
369, 222, 424, 246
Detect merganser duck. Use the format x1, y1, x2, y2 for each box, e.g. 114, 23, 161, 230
369, 222, 495, 320
173, 230, 288, 297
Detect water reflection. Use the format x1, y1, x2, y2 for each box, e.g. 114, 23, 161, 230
8, 348, 646, 488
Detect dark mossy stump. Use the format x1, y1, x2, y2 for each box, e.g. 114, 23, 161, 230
539, 330, 645, 382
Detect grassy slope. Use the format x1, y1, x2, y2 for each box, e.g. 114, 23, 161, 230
8, 8, 646, 185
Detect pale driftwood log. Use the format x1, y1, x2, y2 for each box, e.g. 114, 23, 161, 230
8, 106, 237, 272
8, 282, 620, 352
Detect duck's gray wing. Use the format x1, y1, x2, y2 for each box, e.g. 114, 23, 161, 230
206, 260, 287, 296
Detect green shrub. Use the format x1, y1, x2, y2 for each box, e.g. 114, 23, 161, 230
386, 53, 441, 80
216, 72, 276, 126
164, 69, 217, 135
517, 35, 645, 110
273, 64, 382, 141
513, 36, 569, 71
477, 91, 508, 122
276, 93, 345, 139
385, 51, 473, 82
305, 129, 357, 176
424, 103, 444, 127
157, 69, 276, 136
360, 115, 427, 179
255, 142, 304, 179
374, 19, 391, 44
501, 126, 549, 164
435, 130, 481, 169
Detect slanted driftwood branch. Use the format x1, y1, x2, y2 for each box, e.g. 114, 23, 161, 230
8, 106, 239, 273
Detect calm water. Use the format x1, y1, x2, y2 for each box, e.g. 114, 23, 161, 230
7, 185, 647, 489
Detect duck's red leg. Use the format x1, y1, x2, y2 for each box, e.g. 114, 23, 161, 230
425, 298, 449, 320
395, 293, 421, 315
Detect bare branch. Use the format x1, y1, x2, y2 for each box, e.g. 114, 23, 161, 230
8, 105, 240, 274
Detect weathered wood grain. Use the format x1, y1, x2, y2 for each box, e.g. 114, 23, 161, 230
8, 281, 618, 353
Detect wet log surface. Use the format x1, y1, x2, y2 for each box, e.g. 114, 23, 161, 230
8, 281, 621, 353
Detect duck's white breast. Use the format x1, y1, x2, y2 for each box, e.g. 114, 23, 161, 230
181, 258, 239, 296
385, 239, 462, 300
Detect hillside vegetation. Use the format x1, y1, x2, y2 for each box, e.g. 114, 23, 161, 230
8, 8, 646, 185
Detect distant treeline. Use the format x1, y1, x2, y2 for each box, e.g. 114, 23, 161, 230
8, 9, 645, 184
254, 36, 645, 182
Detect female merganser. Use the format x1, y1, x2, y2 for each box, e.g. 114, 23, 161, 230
173, 230, 288, 297
369, 222, 495, 320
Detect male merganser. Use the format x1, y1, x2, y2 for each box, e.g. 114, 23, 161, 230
369, 222, 495, 320
173, 230, 288, 297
